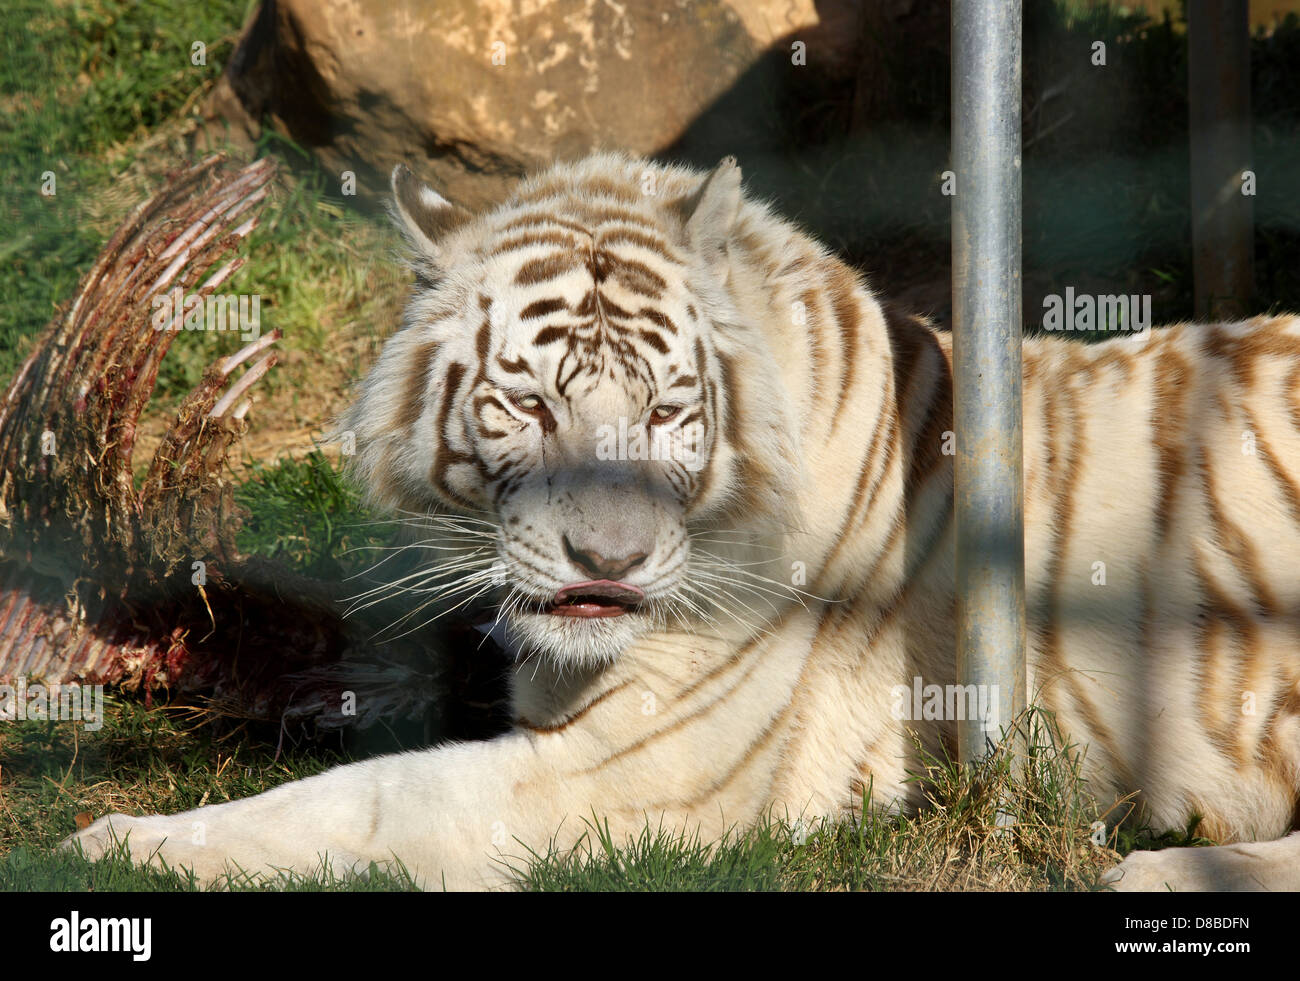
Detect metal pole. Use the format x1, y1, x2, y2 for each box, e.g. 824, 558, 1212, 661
952, 0, 1026, 764
1188, 0, 1254, 321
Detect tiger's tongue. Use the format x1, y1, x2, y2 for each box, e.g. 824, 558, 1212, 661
549, 580, 644, 618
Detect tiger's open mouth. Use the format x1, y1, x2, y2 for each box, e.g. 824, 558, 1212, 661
544, 580, 644, 618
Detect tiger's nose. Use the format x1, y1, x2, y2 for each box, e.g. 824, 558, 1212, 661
562, 535, 648, 581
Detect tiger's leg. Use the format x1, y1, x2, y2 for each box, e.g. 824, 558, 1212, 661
60, 732, 610, 890
59, 624, 810, 889
1101, 831, 1300, 891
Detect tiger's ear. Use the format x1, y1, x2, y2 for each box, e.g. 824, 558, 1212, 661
678, 156, 742, 262
389, 163, 471, 262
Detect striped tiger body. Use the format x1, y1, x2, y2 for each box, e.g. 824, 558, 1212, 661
65, 154, 1300, 891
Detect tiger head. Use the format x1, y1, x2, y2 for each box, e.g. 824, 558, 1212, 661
341, 154, 801, 668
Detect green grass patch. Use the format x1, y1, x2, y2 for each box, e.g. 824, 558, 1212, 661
2, 838, 421, 892
0, 692, 419, 890
0, 0, 254, 382
0, 0, 404, 455
233, 449, 390, 579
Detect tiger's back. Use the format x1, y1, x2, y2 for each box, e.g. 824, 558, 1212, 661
1018, 318, 1300, 842
788, 311, 1300, 843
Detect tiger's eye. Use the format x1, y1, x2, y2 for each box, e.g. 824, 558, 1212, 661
511, 393, 544, 412
650, 405, 681, 423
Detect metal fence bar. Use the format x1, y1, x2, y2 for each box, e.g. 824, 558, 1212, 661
1188, 0, 1254, 321
951, 0, 1027, 763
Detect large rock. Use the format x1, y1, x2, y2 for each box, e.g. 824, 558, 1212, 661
202, 0, 861, 207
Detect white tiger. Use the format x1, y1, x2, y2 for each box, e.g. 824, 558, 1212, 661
65, 153, 1300, 891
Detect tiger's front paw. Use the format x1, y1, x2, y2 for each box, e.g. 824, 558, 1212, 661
1100, 849, 1183, 891
1099, 842, 1294, 892
60, 813, 231, 885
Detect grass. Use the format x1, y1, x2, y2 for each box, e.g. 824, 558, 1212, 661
0, 0, 255, 383
0, 692, 351, 889
2, 842, 421, 892
233, 448, 388, 579
0, 0, 407, 477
